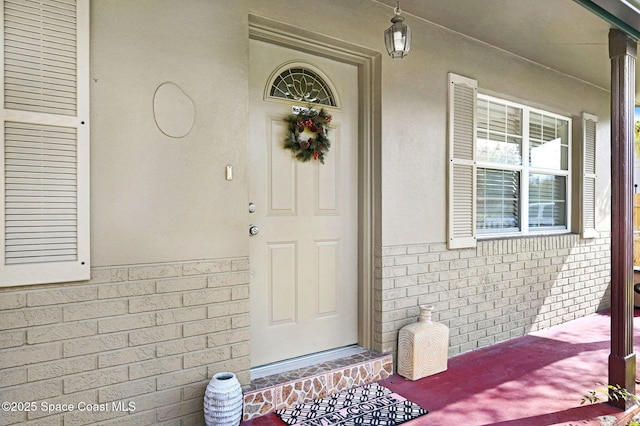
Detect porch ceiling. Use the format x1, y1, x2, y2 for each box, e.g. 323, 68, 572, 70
377, 0, 640, 102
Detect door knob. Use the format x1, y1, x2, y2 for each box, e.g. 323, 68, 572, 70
249, 225, 259, 236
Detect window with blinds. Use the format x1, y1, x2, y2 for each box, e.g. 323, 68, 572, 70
1, 0, 89, 287
448, 73, 596, 248
477, 168, 520, 231
475, 94, 571, 235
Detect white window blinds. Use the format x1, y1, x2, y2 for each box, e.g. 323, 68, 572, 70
447, 73, 477, 249
581, 112, 597, 238
1, 0, 89, 287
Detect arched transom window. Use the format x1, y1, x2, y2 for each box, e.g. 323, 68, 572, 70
269, 67, 336, 107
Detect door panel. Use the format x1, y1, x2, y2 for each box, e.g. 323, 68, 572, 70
316, 126, 339, 213
249, 39, 358, 367
268, 118, 296, 214
316, 240, 338, 315
268, 242, 297, 325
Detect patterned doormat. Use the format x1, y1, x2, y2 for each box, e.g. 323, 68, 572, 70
275, 382, 428, 426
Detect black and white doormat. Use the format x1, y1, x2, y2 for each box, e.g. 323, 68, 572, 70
275, 383, 429, 426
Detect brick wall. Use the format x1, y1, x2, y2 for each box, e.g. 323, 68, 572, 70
373, 233, 611, 358
0, 257, 250, 426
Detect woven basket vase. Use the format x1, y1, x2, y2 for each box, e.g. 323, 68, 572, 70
204, 372, 243, 426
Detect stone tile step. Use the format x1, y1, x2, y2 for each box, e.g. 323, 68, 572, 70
242, 350, 393, 421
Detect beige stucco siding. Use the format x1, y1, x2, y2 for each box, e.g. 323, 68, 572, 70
90, 0, 250, 266
89, 0, 612, 261
250, 0, 611, 246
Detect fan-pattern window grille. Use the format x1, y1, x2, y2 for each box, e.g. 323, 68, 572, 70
270, 67, 336, 106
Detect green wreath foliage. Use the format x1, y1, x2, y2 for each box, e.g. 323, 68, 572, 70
283, 107, 332, 164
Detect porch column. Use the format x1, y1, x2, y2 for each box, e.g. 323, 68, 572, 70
608, 28, 636, 410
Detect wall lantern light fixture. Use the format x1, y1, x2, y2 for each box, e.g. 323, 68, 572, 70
384, 1, 411, 58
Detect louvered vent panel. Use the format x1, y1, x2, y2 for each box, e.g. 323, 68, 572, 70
584, 119, 596, 174
583, 177, 595, 230
453, 84, 474, 161
452, 164, 473, 237
5, 121, 77, 265
581, 113, 597, 238
4, 0, 77, 115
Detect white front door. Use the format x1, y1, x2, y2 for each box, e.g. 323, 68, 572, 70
249, 39, 359, 367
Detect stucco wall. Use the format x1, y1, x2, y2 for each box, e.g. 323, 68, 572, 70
379, 35, 612, 244
87, 0, 613, 292
90, 0, 250, 266
249, 0, 611, 246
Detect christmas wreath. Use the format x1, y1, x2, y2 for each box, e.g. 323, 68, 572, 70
283, 107, 332, 164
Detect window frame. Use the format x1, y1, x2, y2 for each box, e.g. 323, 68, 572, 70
448, 73, 596, 249
475, 93, 572, 238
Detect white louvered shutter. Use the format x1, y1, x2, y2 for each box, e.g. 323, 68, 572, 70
1, 0, 89, 286
581, 112, 597, 238
447, 73, 477, 249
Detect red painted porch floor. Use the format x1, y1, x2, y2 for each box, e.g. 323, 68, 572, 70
242, 309, 640, 426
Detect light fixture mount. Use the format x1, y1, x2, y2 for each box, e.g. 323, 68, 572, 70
384, 1, 411, 59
